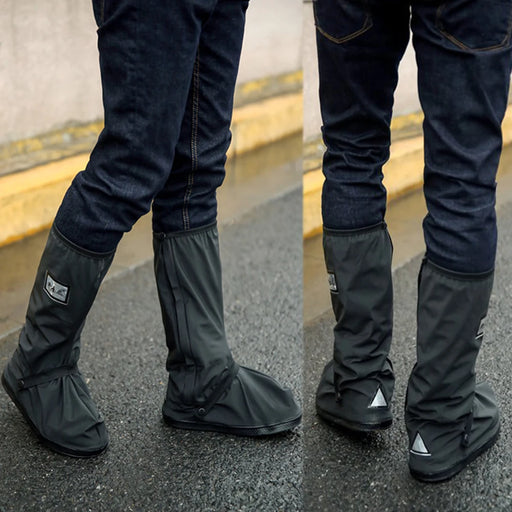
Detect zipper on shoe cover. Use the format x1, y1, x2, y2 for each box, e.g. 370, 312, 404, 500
159, 233, 238, 410
161, 239, 192, 357
462, 411, 474, 447
160, 238, 195, 405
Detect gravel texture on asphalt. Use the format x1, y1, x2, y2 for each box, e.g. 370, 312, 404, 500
304, 200, 512, 512
0, 189, 303, 512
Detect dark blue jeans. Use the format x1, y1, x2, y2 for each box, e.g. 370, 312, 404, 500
315, 0, 512, 273
55, 0, 249, 253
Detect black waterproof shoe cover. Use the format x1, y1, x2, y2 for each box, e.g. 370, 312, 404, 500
406, 259, 499, 482
154, 223, 301, 437
316, 360, 393, 432
408, 383, 500, 482
2, 351, 108, 457
163, 365, 301, 436
1, 226, 112, 457
316, 223, 394, 432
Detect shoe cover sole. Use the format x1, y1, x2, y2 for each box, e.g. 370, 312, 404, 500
409, 424, 500, 483
163, 413, 302, 436
316, 405, 392, 432
2, 372, 108, 458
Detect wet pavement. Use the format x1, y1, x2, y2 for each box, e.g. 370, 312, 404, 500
0, 187, 303, 512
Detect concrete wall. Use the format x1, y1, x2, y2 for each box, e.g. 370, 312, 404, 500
0, 1, 101, 145
303, 0, 420, 142
240, 0, 302, 83
0, 0, 303, 147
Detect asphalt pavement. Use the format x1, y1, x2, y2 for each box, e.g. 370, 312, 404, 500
3, 151, 512, 510
303, 200, 512, 512
0, 189, 303, 512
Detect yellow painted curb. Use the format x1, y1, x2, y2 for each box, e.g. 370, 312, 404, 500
0, 155, 90, 246
0, 91, 302, 247
303, 105, 512, 238
229, 92, 302, 156
0, 122, 104, 164
235, 70, 303, 107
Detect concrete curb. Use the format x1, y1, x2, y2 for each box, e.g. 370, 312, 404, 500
0, 84, 302, 247
303, 105, 512, 238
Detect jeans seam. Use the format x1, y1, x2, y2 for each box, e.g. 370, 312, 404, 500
182, 54, 201, 231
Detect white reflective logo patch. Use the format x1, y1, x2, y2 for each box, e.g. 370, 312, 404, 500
410, 433, 431, 457
369, 387, 387, 408
44, 272, 69, 305
328, 272, 338, 293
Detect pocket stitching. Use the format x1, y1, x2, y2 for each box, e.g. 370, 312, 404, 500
436, 2, 512, 52
314, 0, 373, 45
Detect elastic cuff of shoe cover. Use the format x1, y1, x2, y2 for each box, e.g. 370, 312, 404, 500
153, 221, 217, 240
323, 221, 387, 237
52, 225, 116, 259
422, 258, 494, 281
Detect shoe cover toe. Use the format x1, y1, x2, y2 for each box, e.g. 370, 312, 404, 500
4, 363, 108, 456
207, 366, 301, 428
407, 382, 500, 481
163, 366, 301, 435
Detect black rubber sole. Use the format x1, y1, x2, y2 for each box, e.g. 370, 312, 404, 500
316, 405, 393, 433
163, 413, 302, 437
2, 371, 108, 458
409, 425, 501, 483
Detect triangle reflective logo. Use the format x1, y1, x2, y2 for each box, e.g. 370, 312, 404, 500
369, 387, 387, 408
410, 433, 431, 457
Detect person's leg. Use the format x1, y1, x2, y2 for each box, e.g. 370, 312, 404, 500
407, 0, 512, 481
151, 0, 302, 435
56, 0, 216, 252
151, 0, 237, 234
2, 0, 219, 456
315, 0, 410, 431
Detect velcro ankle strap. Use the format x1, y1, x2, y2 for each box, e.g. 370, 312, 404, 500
18, 365, 80, 390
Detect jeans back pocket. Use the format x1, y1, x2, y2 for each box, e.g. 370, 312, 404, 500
313, 0, 372, 44
436, 0, 512, 51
